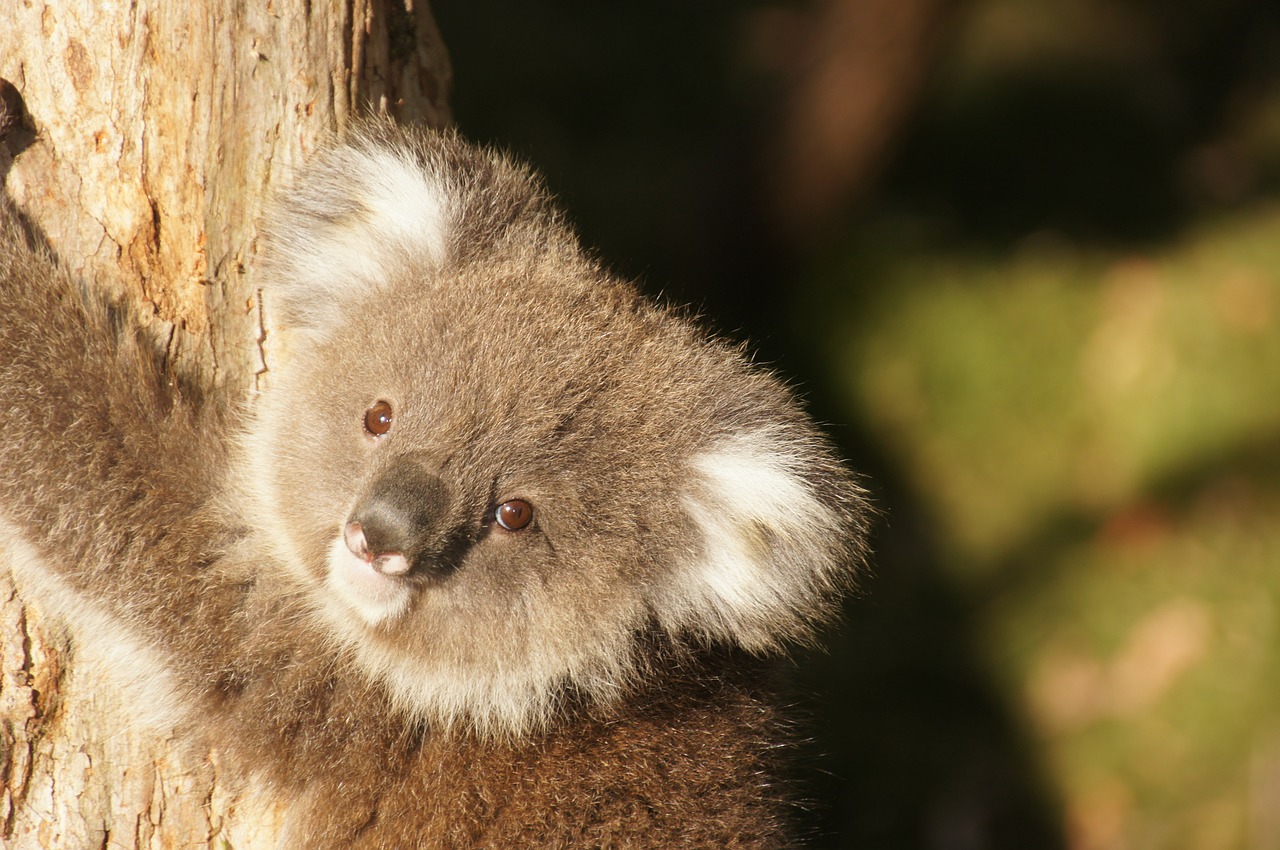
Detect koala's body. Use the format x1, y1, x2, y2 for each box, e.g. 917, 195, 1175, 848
0, 121, 869, 848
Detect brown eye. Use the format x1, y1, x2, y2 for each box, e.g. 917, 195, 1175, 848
496, 499, 533, 531
363, 400, 394, 437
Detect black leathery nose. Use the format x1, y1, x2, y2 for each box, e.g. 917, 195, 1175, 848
348, 457, 456, 576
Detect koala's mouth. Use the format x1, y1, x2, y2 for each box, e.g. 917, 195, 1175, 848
327, 532, 415, 625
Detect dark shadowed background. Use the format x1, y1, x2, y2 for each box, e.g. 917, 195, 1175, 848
432, 1, 1280, 847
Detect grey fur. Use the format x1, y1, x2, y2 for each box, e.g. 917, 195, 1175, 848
1, 121, 871, 848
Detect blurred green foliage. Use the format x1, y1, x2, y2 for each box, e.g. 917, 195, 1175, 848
801, 1, 1280, 846
817, 208, 1280, 568
812, 205, 1280, 848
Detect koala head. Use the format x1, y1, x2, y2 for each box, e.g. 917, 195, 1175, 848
244, 121, 870, 737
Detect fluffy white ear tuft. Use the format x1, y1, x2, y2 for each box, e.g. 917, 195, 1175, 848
258, 139, 450, 337
657, 429, 862, 652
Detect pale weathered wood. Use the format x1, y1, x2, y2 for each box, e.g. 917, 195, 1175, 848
0, 3, 451, 845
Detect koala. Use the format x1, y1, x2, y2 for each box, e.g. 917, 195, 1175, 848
0, 119, 871, 848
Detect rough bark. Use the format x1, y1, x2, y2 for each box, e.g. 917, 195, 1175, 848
0, 2, 450, 846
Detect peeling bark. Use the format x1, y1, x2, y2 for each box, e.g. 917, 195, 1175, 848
0, 2, 450, 845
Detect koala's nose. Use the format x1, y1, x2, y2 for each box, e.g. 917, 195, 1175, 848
342, 521, 411, 576
345, 456, 462, 578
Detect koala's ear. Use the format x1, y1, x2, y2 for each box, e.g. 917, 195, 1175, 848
655, 427, 871, 653
257, 134, 450, 337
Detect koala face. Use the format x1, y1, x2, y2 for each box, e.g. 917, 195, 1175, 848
245, 123, 867, 737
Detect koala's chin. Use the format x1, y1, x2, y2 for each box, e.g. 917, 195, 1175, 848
326, 534, 414, 624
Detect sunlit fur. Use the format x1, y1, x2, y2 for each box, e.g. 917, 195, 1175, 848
2, 519, 188, 731
239, 123, 871, 738
1, 120, 873, 847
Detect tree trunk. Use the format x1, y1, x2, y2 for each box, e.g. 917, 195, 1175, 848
0, 3, 451, 845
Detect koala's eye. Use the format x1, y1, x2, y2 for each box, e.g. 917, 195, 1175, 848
363, 400, 394, 437
496, 499, 534, 532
